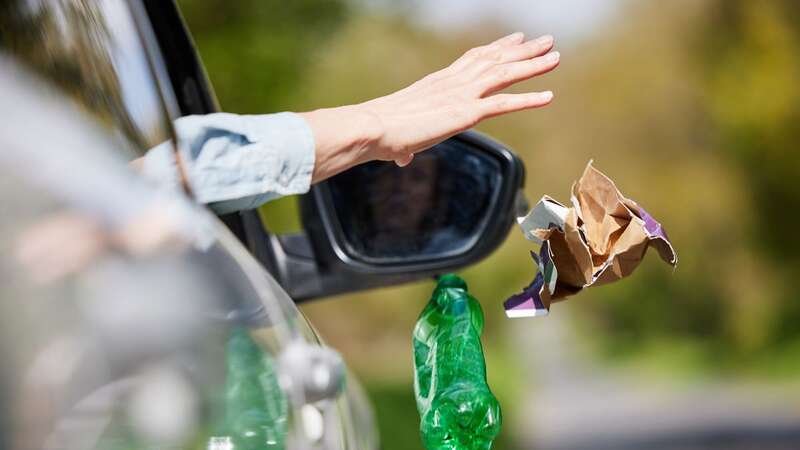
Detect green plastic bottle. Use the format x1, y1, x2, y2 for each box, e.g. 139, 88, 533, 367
413, 274, 502, 450
209, 327, 288, 450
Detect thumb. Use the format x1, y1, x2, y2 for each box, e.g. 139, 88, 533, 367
394, 153, 414, 167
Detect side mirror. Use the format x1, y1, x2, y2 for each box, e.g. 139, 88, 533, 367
243, 131, 527, 301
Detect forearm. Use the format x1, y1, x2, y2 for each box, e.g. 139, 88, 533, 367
137, 32, 558, 213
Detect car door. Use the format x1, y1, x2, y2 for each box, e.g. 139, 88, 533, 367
0, 1, 378, 449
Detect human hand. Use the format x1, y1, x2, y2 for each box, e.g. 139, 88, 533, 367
303, 32, 559, 181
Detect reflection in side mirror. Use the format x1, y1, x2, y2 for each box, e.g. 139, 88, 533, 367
327, 140, 503, 264
246, 131, 527, 301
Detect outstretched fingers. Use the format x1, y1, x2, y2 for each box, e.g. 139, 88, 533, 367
496, 34, 555, 64
450, 32, 526, 71
478, 51, 560, 96
491, 31, 526, 48
479, 91, 554, 119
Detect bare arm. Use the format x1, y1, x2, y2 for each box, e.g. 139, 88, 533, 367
302, 32, 559, 182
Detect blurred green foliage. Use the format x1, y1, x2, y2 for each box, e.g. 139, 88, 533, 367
176, 0, 800, 447
700, 0, 800, 345
177, 0, 348, 113
576, 0, 800, 372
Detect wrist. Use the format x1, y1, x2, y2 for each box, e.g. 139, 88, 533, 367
302, 105, 385, 183
341, 103, 385, 161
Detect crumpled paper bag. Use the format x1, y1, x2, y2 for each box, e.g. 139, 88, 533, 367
504, 161, 677, 318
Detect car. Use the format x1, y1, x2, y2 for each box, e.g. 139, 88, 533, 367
0, 1, 527, 449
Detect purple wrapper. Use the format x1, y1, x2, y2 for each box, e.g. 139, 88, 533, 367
503, 270, 548, 318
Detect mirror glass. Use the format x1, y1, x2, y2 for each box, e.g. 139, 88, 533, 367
327, 140, 502, 263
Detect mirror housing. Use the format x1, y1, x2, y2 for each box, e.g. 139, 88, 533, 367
244, 131, 527, 301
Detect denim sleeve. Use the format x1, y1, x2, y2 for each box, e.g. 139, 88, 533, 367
143, 112, 315, 214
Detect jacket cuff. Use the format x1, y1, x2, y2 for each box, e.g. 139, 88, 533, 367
174, 112, 316, 212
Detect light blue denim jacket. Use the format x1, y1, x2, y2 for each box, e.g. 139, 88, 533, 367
142, 112, 315, 214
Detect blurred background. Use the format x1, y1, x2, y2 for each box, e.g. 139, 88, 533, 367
176, 0, 800, 448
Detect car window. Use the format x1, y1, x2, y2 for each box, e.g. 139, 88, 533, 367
0, 0, 177, 158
